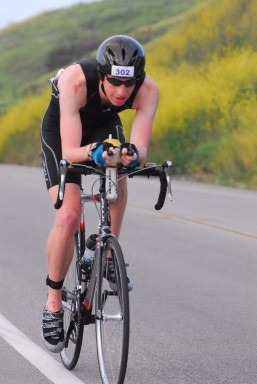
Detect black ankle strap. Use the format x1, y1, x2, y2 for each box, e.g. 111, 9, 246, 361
46, 275, 64, 290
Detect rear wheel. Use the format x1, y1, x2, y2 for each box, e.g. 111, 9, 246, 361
60, 235, 84, 370
95, 237, 130, 384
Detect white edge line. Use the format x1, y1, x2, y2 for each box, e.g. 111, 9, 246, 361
0, 313, 84, 384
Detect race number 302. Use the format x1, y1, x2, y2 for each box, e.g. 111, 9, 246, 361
111, 65, 135, 77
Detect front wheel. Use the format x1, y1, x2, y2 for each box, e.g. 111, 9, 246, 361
95, 237, 130, 384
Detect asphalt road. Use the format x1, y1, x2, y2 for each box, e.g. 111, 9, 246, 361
0, 164, 256, 384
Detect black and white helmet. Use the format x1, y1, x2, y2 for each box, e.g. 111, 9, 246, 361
96, 35, 145, 79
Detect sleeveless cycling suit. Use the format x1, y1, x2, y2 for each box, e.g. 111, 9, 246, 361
41, 58, 145, 189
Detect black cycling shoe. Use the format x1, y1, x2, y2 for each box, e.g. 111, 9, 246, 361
104, 260, 133, 292
41, 308, 65, 353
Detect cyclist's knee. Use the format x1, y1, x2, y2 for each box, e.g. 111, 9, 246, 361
54, 185, 81, 234
57, 208, 80, 234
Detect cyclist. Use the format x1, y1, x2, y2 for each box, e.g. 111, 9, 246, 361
40, 35, 159, 353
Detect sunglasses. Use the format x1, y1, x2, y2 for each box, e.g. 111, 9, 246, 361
106, 76, 137, 87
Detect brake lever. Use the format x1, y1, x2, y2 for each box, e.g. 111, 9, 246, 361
54, 159, 70, 209
59, 160, 69, 200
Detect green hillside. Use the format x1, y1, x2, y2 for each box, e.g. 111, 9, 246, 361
147, 0, 257, 187
0, 0, 256, 188
0, 0, 203, 113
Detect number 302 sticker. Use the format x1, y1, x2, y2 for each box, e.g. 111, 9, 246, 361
111, 65, 135, 77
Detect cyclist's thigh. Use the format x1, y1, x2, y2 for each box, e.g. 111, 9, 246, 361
41, 109, 81, 190
48, 184, 81, 230
48, 183, 81, 208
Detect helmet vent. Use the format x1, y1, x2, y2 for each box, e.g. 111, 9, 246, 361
108, 48, 115, 57
121, 48, 126, 61
132, 49, 138, 58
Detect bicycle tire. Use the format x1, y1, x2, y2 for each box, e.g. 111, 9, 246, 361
95, 237, 130, 384
60, 233, 84, 370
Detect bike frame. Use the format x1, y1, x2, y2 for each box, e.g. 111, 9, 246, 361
80, 174, 114, 316
59, 159, 172, 316
58, 159, 172, 381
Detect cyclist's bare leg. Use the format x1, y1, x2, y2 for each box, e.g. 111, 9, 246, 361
45, 183, 81, 312
110, 177, 127, 238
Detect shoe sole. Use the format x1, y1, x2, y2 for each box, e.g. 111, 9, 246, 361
41, 330, 65, 353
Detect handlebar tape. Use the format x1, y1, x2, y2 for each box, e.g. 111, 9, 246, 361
154, 172, 167, 210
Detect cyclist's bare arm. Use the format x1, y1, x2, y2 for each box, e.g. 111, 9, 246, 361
58, 65, 97, 163
126, 74, 159, 165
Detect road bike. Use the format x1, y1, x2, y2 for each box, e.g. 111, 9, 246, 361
54, 158, 172, 384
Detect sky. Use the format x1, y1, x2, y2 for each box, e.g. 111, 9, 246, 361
0, 0, 99, 29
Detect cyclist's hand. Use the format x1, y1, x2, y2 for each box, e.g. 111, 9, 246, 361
102, 145, 119, 166
91, 143, 118, 166
120, 143, 139, 168
91, 143, 105, 166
